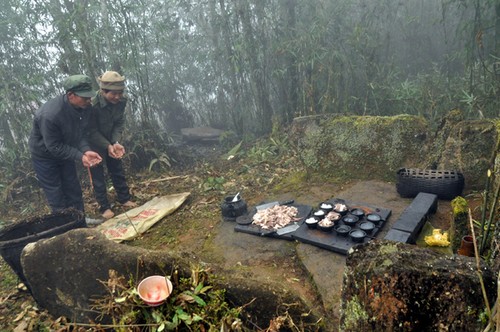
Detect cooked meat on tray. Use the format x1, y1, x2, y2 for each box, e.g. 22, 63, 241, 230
252, 205, 300, 230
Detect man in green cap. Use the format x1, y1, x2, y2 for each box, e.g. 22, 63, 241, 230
88, 71, 137, 219
29, 74, 103, 213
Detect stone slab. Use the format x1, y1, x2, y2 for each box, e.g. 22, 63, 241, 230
406, 192, 438, 214
384, 228, 414, 244
391, 210, 427, 234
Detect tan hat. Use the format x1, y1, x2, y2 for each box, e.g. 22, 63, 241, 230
98, 71, 126, 91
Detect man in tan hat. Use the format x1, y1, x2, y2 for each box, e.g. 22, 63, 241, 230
29, 74, 103, 213
88, 71, 137, 219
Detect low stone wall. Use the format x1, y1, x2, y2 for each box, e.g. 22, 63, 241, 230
20, 228, 315, 327
290, 110, 499, 190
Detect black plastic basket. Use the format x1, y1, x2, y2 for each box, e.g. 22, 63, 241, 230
0, 208, 86, 286
396, 168, 465, 200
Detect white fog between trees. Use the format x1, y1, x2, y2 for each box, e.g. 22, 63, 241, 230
0, 0, 498, 176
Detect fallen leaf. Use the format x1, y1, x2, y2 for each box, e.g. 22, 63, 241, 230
13, 310, 26, 322
13, 320, 28, 332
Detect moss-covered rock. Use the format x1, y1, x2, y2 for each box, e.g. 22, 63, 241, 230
450, 196, 469, 253
436, 119, 498, 190
290, 111, 499, 191
21, 228, 317, 327
340, 240, 496, 332
291, 114, 429, 181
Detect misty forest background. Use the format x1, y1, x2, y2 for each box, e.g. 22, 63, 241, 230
1, 0, 499, 202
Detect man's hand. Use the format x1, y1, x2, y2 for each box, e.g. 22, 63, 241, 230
83, 151, 102, 167
109, 142, 125, 159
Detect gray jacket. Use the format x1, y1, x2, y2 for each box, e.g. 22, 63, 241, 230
88, 93, 127, 152
29, 95, 91, 161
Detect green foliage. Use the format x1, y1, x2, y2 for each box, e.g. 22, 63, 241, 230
127, 129, 177, 172
200, 176, 226, 192
246, 142, 276, 163
0, 262, 19, 290
476, 169, 500, 256
149, 153, 172, 172
90, 267, 242, 331
0, 145, 32, 180
218, 131, 239, 150
269, 134, 289, 155
243, 134, 290, 164
222, 140, 243, 161
1, 0, 500, 220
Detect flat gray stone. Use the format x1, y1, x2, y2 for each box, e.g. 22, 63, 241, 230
181, 126, 224, 142
20, 228, 312, 326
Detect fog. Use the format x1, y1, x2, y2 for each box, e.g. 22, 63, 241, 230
0, 0, 498, 168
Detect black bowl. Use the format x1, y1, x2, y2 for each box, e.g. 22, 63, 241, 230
319, 202, 334, 213
341, 214, 359, 227
349, 229, 367, 243
235, 215, 252, 225
366, 213, 383, 224
317, 219, 335, 232
334, 224, 351, 236
359, 221, 375, 234
333, 203, 349, 216
325, 211, 342, 222
350, 208, 365, 219
305, 217, 318, 229
313, 210, 326, 219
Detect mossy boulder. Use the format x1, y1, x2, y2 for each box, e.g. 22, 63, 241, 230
340, 240, 496, 332
290, 111, 499, 190
432, 116, 498, 190
450, 196, 469, 253
291, 114, 429, 181
21, 228, 315, 327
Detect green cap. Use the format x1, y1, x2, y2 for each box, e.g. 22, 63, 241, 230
63, 75, 95, 98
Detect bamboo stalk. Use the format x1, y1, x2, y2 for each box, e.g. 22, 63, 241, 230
470, 209, 491, 316
497, 271, 499, 332
483, 302, 497, 332
480, 169, 492, 239
480, 178, 500, 254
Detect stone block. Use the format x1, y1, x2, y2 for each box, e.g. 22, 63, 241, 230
384, 228, 413, 244
406, 192, 438, 214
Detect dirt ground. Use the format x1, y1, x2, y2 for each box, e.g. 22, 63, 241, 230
0, 141, 483, 331
126, 179, 467, 331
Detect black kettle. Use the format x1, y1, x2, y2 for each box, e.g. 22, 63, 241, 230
220, 193, 247, 221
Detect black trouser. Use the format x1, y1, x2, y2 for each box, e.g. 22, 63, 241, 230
32, 157, 84, 213
89, 152, 131, 213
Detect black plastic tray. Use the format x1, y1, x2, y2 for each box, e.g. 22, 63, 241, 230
234, 204, 313, 240
292, 198, 391, 254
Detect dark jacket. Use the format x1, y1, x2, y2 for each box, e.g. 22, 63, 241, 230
88, 93, 127, 151
28, 95, 91, 161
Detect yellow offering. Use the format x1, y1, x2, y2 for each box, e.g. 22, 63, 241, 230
424, 229, 450, 247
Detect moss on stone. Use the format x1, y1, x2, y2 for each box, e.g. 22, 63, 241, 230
341, 295, 370, 331
272, 171, 309, 192
451, 197, 468, 216
294, 114, 429, 181
378, 243, 400, 256
450, 197, 469, 252
291, 110, 500, 191
341, 241, 494, 331
381, 258, 393, 268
